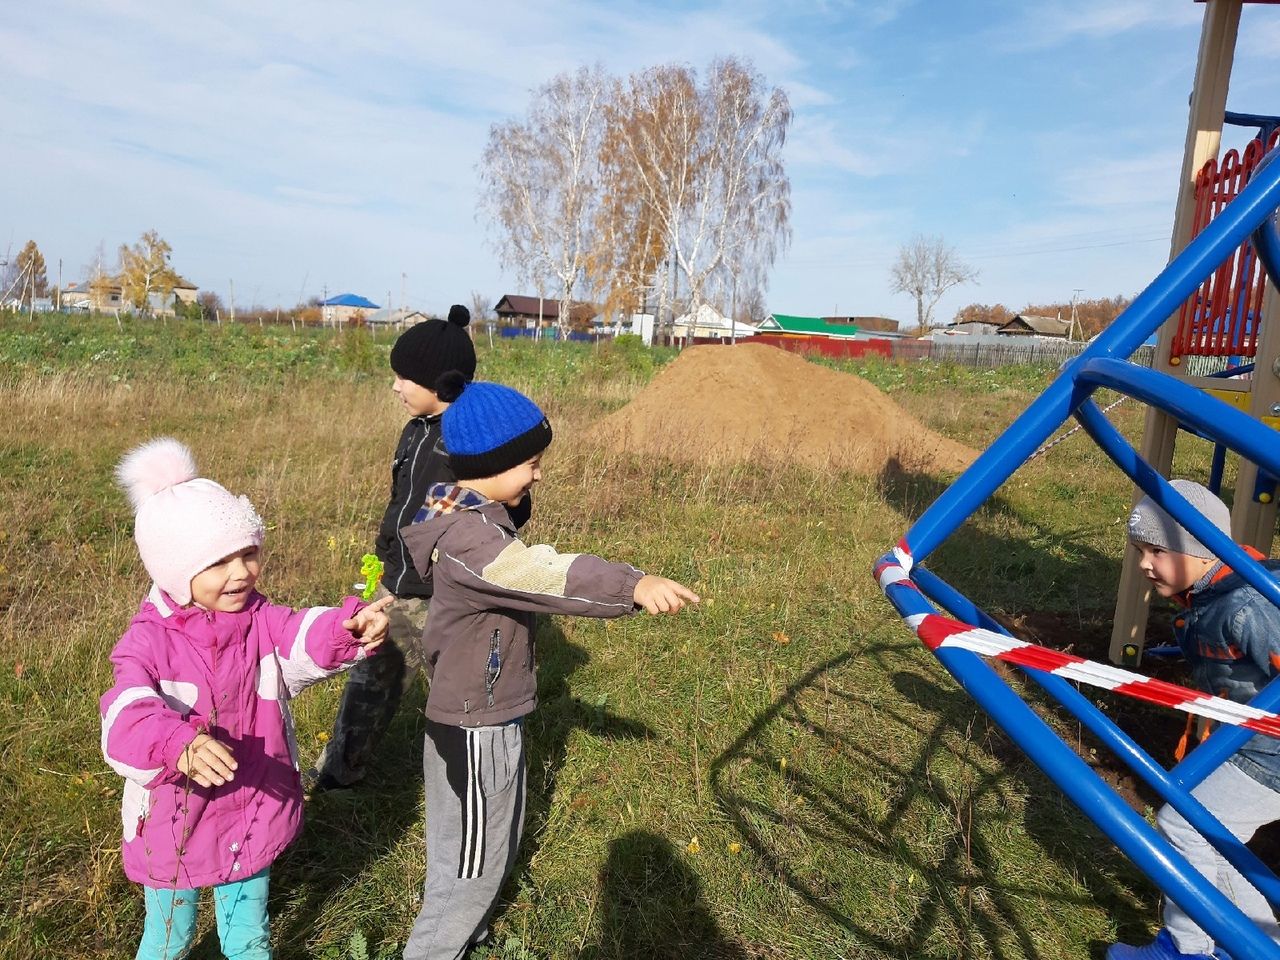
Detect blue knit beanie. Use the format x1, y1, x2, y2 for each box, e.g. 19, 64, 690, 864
443, 382, 553, 479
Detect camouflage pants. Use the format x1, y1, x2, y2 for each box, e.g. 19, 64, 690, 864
312, 584, 429, 786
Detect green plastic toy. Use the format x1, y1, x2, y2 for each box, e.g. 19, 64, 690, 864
357, 553, 384, 601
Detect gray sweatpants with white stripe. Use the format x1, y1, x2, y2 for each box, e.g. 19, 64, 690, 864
403, 718, 526, 960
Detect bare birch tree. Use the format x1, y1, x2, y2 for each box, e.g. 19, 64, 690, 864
479, 65, 608, 336
681, 58, 791, 318
889, 234, 978, 333
598, 58, 791, 337
596, 65, 699, 331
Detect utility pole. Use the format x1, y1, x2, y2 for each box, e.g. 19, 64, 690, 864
1070, 288, 1083, 341
57, 258, 62, 313
229, 279, 236, 324
401, 272, 407, 313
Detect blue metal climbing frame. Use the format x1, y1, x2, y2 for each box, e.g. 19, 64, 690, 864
876, 146, 1280, 959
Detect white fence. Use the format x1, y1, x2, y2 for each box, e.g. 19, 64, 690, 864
890, 337, 1158, 369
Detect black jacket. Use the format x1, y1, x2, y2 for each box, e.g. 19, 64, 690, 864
375, 414, 529, 598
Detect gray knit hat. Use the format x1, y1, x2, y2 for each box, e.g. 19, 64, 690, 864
1127, 479, 1231, 558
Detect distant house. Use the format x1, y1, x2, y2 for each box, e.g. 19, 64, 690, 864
997, 314, 1073, 338
366, 307, 430, 327
494, 294, 598, 329
672, 303, 757, 339
826, 315, 899, 334
757, 313, 861, 340
320, 293, 380, 325
940, 320, 1002, 337
58, 275, 198, 316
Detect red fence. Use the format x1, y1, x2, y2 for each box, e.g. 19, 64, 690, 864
1172, 130, 1280, 360
740, 334, 892, 359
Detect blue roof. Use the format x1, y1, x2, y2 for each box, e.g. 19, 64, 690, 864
321, 293, 379, 308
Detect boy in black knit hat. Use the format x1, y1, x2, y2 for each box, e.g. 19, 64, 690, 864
310, 305, 530, 791
398, 381, 698, 959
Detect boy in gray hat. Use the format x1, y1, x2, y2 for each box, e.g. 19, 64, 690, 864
1108, 479, 1280, 960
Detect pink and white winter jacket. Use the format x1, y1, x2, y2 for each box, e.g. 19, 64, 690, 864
100, 584, 369, 888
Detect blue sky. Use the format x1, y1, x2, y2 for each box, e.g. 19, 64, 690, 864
3, 0, 1279, 324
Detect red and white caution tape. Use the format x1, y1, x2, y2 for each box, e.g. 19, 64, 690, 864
911, 612, 1280, 740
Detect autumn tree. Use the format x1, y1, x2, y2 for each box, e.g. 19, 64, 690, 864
479, 66, 608, 337
951, 302, 1012, 327
890, 234, 978, 333
597, 58, 791, 332
118, 230, 180, 316
12, 241, 49, 306
196, 291, 225, 321
1022, 294, 1133, 338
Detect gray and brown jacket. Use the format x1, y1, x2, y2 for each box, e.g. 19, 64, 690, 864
402, 483, 644, 726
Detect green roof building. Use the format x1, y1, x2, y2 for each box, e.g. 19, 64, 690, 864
757, 314, 861, 339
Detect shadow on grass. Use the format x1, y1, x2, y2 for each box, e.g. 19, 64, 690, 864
273, 683, 429, 959
496, 619, 657, 945
876, 457, 1123, 614
709, 642, 1149, 960
577, 830, 747, 960
185, 619, 655, 958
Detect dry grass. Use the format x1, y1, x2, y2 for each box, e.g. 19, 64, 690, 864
0, 337, 1193, 959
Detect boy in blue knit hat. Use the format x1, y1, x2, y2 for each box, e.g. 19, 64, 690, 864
398, 381, 698, 960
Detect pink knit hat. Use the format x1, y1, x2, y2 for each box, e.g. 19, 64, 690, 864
116, 438, 265, 605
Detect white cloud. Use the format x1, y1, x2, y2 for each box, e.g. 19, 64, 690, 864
1000, 0, 1200, 52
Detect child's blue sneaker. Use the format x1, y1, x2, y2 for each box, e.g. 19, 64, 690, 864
1106, 929, 1214, 960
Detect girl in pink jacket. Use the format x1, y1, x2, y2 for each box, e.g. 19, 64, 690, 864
100, 438, 391, 960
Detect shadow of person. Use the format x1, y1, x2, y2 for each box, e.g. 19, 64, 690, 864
243, 679, 430, 959
577, 830, 748, 960
482, 618, 657, 941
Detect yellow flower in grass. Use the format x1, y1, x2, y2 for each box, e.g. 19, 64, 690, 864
317, 731, 330, 743
728, 842, 742, 855
686, 837, 701, 855
777, 757, 787, 772
326, 536, 338, 554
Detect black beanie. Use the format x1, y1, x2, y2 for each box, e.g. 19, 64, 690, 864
389, 305, 476, 394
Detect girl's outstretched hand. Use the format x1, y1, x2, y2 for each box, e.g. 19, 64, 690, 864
633, 575, 700, 615
344, 594, 395, 651
178, 733, 237, 788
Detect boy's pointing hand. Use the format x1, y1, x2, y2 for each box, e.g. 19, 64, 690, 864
633, 575, 700, 615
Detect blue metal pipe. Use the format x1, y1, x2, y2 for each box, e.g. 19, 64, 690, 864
1251, 152, 1280, 288
903, 144, 1280, 562
1071, 399, 1280, 795
1073, 362, 1280, 611
932, 643, 1280, 960
1208, 442, 1227, 496
911, 564, 1280, 910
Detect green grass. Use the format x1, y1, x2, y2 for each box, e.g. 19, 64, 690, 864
0, 315, 1219, 958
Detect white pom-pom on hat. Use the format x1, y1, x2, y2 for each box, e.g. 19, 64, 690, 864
116, 437, 264, 605
115, 437, 199, 511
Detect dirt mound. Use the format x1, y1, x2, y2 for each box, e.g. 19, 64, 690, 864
589, 342, 976, 474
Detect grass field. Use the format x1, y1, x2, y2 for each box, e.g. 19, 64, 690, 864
0, 315, 1232, 959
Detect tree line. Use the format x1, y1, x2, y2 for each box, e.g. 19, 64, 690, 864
2, 231, 205, 319
479, 57, 792, 335
951, 294, 1134, 338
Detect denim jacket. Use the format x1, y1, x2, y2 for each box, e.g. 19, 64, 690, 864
1175, 558, 1280, 791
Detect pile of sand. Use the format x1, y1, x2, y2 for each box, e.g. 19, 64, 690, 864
588, 343, 976, 474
